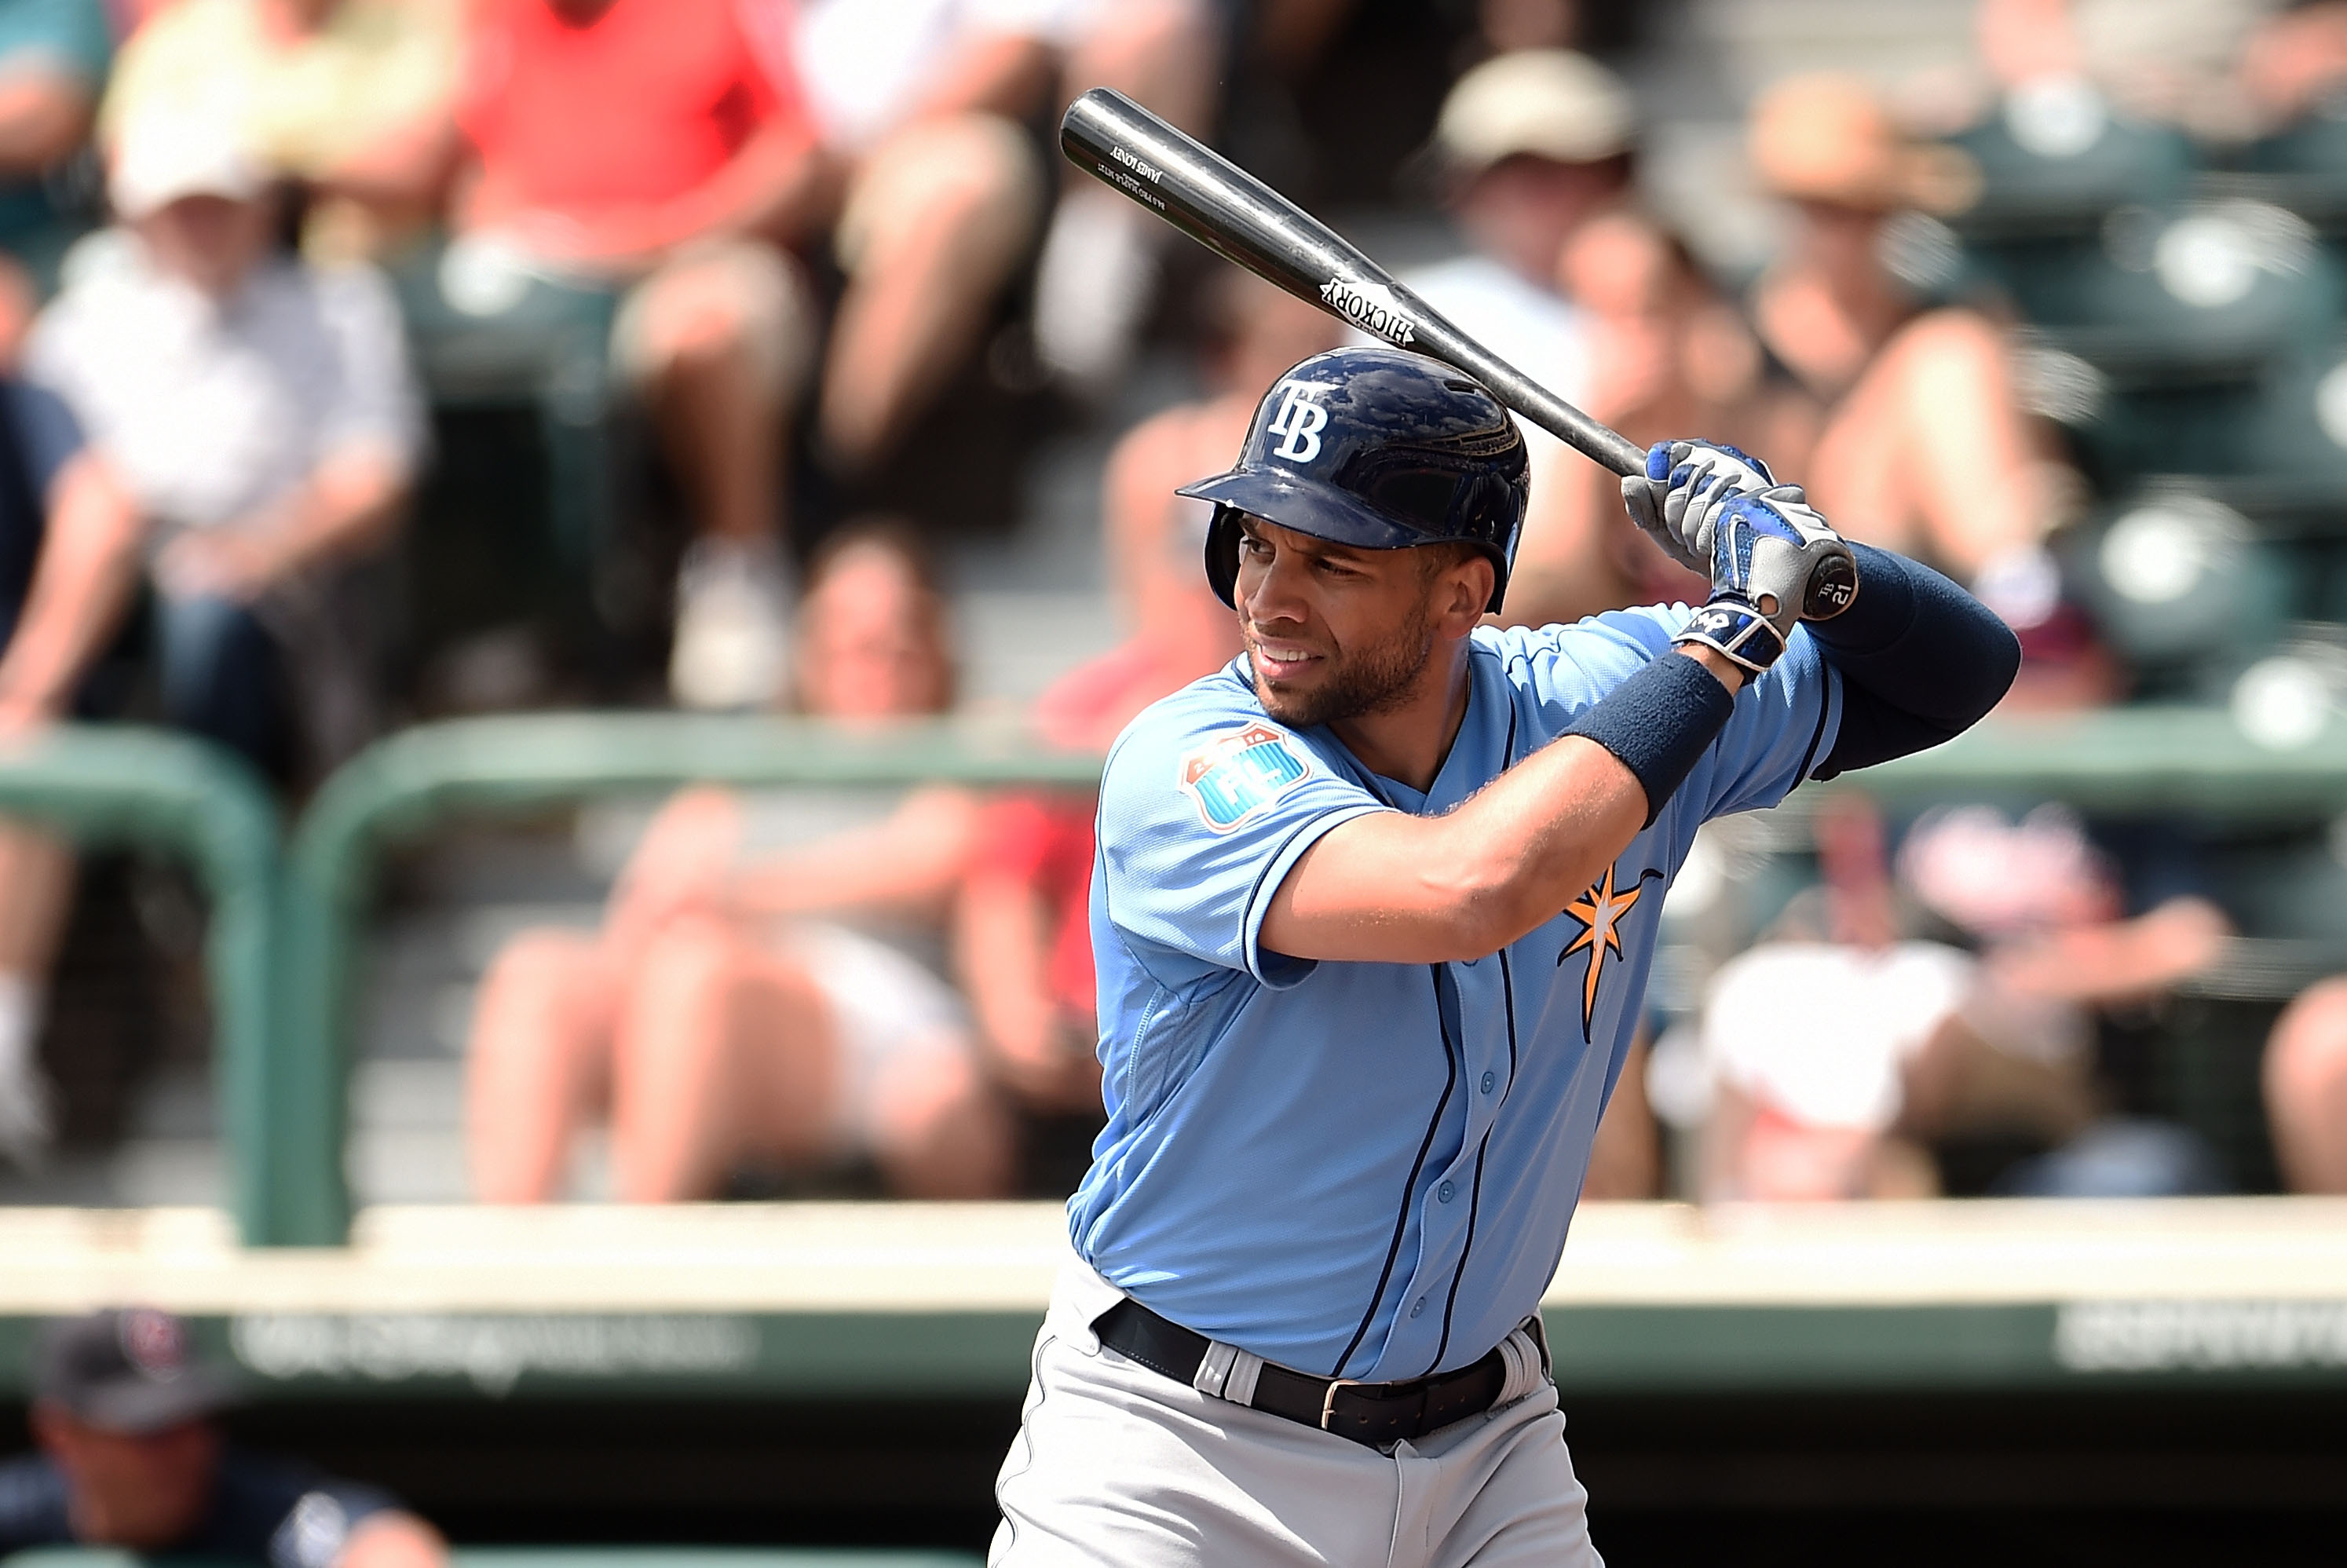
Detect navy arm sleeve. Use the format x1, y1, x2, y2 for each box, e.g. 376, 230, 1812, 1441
1809, 543, 2020, 779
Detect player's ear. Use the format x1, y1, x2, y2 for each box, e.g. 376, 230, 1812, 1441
1439, 550, 1495, 632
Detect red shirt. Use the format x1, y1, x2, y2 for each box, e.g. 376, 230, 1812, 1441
972, 794, 1098, 1021
458, 0, 806, 219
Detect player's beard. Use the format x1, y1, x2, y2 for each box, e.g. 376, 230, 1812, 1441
1247, 590, 1439, 729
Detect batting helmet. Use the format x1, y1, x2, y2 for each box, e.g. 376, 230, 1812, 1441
1179, 346, 1530, 613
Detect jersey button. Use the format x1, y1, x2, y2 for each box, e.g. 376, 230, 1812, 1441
1480, 1072, 1497, 1094
1410, 1298, 1426, 1318
1438, 1180, 1456, 1203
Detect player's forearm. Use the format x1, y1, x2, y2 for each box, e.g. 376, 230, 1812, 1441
1265, 733, 1645, 963
1265, 649, 1737, 963
1442, 649, 1746, 952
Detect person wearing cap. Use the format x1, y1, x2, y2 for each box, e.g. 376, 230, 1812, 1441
0, 108, 422, 1171
22, 105, 424, 780
1401, 49, 1637, 466
0, 1308, 447, 1568
1746, 74, 2087, 651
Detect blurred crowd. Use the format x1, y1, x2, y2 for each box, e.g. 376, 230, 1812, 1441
3, 0, 2347, 1208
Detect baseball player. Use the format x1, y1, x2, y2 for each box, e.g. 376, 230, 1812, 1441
990, 345, 2020, 1566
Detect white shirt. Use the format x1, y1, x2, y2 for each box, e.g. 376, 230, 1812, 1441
1702, 941, 1979, 1131
27, 232, 426, 532
770, 0, 1104, 149
1394, 253, 1588, 483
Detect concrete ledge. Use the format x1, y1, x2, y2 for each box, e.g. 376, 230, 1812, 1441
5, 1200, 2347, 1397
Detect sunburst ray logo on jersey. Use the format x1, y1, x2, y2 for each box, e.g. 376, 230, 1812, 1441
1557, 864, 1661, 1040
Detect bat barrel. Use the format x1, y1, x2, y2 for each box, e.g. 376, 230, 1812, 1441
1060, 90, 1644, 478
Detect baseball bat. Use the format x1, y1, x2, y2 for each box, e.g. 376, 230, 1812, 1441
1059, 87, 1647, 477
1060, 89, 1858, 620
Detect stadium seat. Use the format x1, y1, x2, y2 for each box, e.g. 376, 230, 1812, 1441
2237, 99, 2347, 236
2062, 487, 2292, 696
2025, 202, 2342, 375
1946, 82, 2195, 323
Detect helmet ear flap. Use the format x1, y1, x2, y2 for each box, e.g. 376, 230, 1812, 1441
1205, 506, 1244, 608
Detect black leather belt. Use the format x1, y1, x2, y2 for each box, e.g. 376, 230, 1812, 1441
1093, 1297, 1512, 1447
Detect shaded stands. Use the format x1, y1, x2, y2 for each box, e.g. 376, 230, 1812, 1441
1939, 88, 2347, 709
385, 254, 638, 703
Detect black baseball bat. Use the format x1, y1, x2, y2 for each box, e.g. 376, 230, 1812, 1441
1059, 87, 1647, 478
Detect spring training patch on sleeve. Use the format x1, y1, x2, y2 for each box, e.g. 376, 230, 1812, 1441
1177, 722, 1311, 832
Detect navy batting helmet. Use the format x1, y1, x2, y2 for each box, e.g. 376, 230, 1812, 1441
1179, 346, 1530, 613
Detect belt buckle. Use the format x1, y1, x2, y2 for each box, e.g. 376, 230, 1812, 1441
1318, 1378, 1363, 1433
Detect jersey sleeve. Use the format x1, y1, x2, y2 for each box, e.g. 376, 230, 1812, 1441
1096, 694, 1388, 989
1699, 622, 1842, 819
1486, 607, 1841, 824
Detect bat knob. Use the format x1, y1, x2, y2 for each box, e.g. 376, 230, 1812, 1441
1804, 552, 1859, 620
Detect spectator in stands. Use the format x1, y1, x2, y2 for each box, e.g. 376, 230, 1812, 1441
468, 526, 1016, 1201
1745, 77, 2080, 618
1692, 797, 2229, 1201
0, 0, 109, 294
1400, 49, 1632, 498
0, 108, 415, 1167
746, 0, 1218, 473
0, 371, 137, 1168
1, 1308, 447, 1568
411, 0, 827, 711
1507, 210, 1802, 628
2263, 978, 2347, 1193
97, 0, 465, 261
2239, 2, 2347, 132
26, 106, 424, 780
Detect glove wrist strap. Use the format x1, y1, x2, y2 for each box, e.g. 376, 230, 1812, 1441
1673, 596, 1786, 674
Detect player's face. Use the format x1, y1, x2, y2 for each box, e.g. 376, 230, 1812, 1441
1232, 517, 1442, 728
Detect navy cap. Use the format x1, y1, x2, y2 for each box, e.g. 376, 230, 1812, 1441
34, 1309, 238, 1434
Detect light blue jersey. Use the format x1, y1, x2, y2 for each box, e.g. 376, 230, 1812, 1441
1071, 607, 1843, 1383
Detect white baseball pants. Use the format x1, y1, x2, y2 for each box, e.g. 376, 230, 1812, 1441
989, 1258, 1603, 1567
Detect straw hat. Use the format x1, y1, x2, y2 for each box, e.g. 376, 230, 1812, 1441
1749, 74, 1982, 214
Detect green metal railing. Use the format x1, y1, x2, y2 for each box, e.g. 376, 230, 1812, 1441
272, 704, 2347, 1243
0, 725, 282, 1241
276, 713, 1104, 1245
16, 704, 2347, 1247
1850, 704, 2347, 817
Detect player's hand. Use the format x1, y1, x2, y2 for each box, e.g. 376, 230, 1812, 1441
1620, 439, 1781, 573
1672, 488, 1859, 674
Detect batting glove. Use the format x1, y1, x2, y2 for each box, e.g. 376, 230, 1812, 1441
1672, 488, 1859, 675
1621, 440, 1781, 574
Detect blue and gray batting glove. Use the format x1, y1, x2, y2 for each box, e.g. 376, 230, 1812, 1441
1621, 440, 1781, 574
1670, 486, 1859, 675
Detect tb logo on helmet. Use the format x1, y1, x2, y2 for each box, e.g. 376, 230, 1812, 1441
1265, 381, 1331, 462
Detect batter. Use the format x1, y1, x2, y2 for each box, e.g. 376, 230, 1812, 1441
991, 345, 2019, 1565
